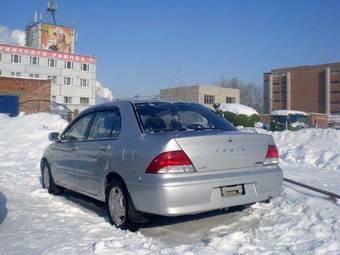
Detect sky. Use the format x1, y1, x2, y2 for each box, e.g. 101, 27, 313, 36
1, 0, 340, 97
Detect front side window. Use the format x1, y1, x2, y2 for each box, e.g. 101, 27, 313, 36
61, 114, 94, 141
135, 102, 235, 133
88, 110, 121, 140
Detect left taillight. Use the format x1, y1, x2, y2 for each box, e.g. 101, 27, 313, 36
146, 150, 196, 174
264, 144, 279, 165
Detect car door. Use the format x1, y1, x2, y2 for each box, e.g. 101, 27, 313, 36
74, 108, 121, 195
52, 113, 95, 189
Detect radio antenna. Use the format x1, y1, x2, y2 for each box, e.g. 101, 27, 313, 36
47, 0, 57, 25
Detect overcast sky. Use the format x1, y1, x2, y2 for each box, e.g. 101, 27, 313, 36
2, 0, 340, 97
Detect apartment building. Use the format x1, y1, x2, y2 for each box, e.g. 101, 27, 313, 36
0, 43, 96, 112
264, 62, 340, 115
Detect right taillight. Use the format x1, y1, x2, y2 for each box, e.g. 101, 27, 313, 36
146, 150, 196, 174
264, 144, 279, 165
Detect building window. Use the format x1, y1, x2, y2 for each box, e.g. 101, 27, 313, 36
81, 63, 89, 71
34, 74, 39, 78
64, 77, 73, 85
0, 70, 2, 76
0, 53, 2, 61
30, 56, 39, 66
9, 72, 21, 77
331, 80, 339, 84
29, 74, 34, 78
204, 95, 215, 104
64, 97, 72, 104
52, 96, 56, 102
331, 69, 339, 75
48, 59, 57, 67
64, 61, 73, 69
80, 78, 89, 87
331, 91, 340, 94
11, 54, 21, 63
226, 97, 235, 103
80, 97, 89, 105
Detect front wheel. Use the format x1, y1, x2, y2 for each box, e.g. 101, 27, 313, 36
106, 180, 130, 229
42, 162, 64, 195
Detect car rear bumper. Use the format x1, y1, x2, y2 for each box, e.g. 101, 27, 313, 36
127, 165, 283, 216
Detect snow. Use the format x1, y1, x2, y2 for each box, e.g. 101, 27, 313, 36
0, 113, 339, 254
271, 110, 307, 116
218, 103, 259, 116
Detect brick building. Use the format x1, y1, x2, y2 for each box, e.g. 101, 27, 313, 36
263, 62, 340, 115
0, 76, 51, 113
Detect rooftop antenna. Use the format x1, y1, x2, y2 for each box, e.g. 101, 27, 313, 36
47, 0, 57, 25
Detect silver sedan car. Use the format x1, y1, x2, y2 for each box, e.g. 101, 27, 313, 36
41, 100, 283, 229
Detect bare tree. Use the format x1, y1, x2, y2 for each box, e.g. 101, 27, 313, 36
217, 76, 263, 113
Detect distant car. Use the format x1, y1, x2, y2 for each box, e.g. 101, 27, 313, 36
41, 100, 283, 229
270, 110, 311, 131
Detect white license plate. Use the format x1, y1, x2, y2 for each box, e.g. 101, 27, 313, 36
220, 184, 245, 197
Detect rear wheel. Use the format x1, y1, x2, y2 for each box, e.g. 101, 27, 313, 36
42, 162, 64, 195
106, 179, 130, 229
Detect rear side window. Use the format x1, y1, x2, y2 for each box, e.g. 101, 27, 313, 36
61, 114, 94, 141
134, 102, 235, 133
88, 110, 121, 140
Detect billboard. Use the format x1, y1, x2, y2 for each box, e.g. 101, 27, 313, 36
40, 24, 74, 53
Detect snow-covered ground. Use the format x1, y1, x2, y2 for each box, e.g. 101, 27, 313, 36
0, 113, 339, 254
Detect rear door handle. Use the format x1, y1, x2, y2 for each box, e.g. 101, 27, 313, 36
100, 144, 111, 151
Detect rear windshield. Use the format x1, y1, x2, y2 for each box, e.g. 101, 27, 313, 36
134, 102, 236, 133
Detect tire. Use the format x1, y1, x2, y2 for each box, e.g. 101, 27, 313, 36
42, 162, 64, 195
106, 179, 131, 230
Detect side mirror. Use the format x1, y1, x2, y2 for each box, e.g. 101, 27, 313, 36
49, 132, 60, 142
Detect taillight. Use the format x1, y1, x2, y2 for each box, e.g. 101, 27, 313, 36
264, 144, 279, 165
146, 150, 196, 174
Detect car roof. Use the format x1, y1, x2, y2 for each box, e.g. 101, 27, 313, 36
77, 100, 198, 117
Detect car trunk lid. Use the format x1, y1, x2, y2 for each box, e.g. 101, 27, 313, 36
175, 132, 269, 172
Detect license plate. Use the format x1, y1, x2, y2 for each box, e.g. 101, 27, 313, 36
220, 184, 245, 197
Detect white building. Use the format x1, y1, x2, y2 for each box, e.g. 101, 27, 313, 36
0, 43, 96, 111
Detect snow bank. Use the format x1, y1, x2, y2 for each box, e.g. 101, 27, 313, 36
218, 103, 259, 116
0, 113, 68, 166
273, 128, 340, 170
